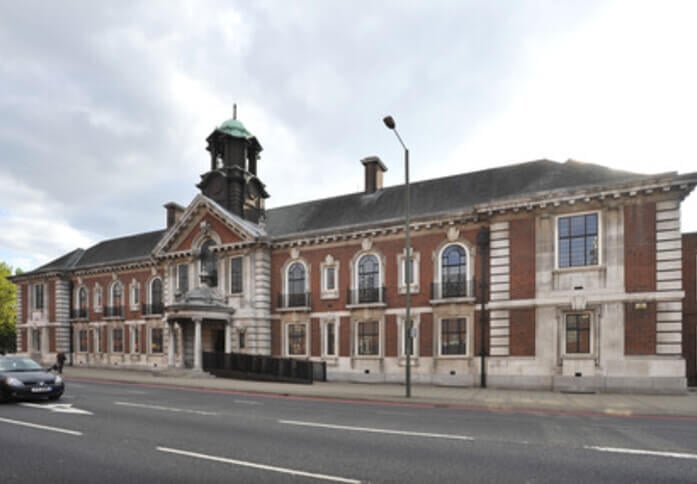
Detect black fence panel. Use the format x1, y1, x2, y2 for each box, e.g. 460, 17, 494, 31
202, 352, 327, 384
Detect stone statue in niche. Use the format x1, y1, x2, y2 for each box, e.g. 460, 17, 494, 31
199, 239, 218, 287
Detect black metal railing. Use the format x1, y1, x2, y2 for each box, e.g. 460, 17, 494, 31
347, 286, 386, 305
104, 306, 124, 318
430, 279, 474, 299
202, 352, 326, 384
277, 292, 311, 309
70, 308, 88, 319
142, 303, 164, 316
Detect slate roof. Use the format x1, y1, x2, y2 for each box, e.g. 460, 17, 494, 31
16, 158, 679, 277
264, 159, 656, 238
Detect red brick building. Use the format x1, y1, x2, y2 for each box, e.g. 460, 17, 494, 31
10, 116, 697, 392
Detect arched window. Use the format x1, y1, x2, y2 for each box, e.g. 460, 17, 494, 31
358, 254, 380, 303
200, 239, 218, 286
441, 245, 467, 298
78, 287, 88, 309
109, 281, 123, 317
287, 262, 306, 307
149, 278, 163, 314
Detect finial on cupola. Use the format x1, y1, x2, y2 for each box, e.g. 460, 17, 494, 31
233, 103, 237, 120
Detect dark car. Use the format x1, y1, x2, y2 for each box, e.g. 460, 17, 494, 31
0, 356, 64, 402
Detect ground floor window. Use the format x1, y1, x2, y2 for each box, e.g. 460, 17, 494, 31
131, 326, 140, 354
238, 330, 246, 350
324, 321, 336, 356
78, 329, 88, 352
112, 328, 124, 353
151, 327, 163, 353
357, 321, 379, 356
565, 313, 591, 354
287, 323, 307, 356
440, 318, 467, 355
31, 329, 41, 352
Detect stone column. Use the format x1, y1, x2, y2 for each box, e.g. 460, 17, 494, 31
167, 321, 176, 368
193, 318, 202, 371
225, 318, 232, 354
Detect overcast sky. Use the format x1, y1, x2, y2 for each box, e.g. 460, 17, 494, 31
1, 0, 696, 272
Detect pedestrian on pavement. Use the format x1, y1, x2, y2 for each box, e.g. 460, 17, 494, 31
55, 352, 66, 374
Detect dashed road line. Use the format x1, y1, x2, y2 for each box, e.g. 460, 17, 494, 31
279, 420, 473, 441
157, 446, 361, 483
0, 416, 82, 436
114, 401, 217, 416
585, 446, 697, 460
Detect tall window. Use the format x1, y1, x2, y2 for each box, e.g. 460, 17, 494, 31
230, 257, 243, 294
558, 213, 599, 268
177, 264, 189, 293
287, 323, 307, 356
78, 329, 88, 352
111, 282, 123, 307
32, 283, 44, 310
325, 267, 336, 291
357, 321, 379, 355
150, 278, 163, 313
112, 328, 124, 353
78, 287, 88, 309
94, 285, 103, 310
200, 239, 218, 285
565, 313, 591, 354
324, 321, 336, 356
130, 282, 140, 308
287, 262, 306, 307
151, 328, 163, 353
440, 318, 467, 355
441, 245, 467, 298
358, 255, 380, 303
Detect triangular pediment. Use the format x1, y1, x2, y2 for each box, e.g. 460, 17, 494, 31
153, 194, 265, 257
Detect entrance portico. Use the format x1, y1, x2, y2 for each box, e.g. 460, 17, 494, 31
165, 285, 234, 372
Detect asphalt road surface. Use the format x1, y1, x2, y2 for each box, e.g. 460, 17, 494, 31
1, 379, 696, 483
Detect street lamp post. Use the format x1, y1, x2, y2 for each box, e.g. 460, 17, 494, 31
383, 115, 412, 398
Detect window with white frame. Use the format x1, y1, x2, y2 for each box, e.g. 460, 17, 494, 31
230, 257, 243, 294
440, 244, 469, 298
322, 320, 337, 357
565, 313, 591, 354
357, 254, 381, 303
397, 250, 420, 294
557, 212, 599, 268
110, 281, 123, 306
356, 321, 380, 356
439, 318, 468, 356
399, 316, 419, 358
131, 325, 140, 353
78, 287, 88, 310
112, 327, 124, 353
32, 283, 44, 311
129, 281, 140, 309
287, 323, 307, 356
286, 262, 307, 307
78, 329, 88, 352
177, 264, 189, 294
94, 284, 103, 312
150, 327, 163, 353
320, 255, 339, 299
149, 278, 163, 314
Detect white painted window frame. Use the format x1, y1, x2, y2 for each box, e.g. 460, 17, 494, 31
437, 316, 471, 358
554, 210, 603, 270
285, 321, 309, 358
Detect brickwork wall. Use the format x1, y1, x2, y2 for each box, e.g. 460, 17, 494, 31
625, 302, 657, 355
339, 316, 351, 356
310, 318, 320, 357
624, 202, 656, 292
509, 308, 535, 356
270, 320, 280, 356
509, 218, 536, 300
682, 233, 697, 385
172, 213, 243, 252
419, 312, 433, 357
385, 314, 397, 357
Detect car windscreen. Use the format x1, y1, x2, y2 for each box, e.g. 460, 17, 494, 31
0, 358, 43, 371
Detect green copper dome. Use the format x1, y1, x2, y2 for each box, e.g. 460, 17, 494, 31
217, 118, 252, 139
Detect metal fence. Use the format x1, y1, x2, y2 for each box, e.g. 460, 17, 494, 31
202, 352, 326, 384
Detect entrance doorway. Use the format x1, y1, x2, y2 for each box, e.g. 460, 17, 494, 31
213, 329, 225, 353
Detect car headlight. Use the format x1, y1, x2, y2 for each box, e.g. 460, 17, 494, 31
5, 377, 24, 387
54, 375, 63, 385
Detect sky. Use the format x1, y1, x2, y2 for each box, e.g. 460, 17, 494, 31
1, 0, 696, 272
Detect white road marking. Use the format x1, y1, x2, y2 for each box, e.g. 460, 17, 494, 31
0, 417, 82, 436
233, 399, 261, 405
279, 420, 474, 441
157, 446, 361, 483
20, 403, 93, 415
585, 446, 697, 460
114, 401, 217, 416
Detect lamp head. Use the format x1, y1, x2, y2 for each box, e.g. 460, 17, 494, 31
383, 115, 396, 130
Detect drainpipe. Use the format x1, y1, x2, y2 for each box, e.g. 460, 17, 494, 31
477, 227, 490, 388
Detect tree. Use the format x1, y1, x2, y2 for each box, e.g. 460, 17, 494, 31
0, 263, 18, 353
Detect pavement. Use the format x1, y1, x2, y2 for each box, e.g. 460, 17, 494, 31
61, 366, 697, 418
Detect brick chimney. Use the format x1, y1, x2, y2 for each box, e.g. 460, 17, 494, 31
164, 202, 185, 229
361, 156, 388, 194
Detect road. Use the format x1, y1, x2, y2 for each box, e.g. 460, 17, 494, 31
1, 379, 697, 483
